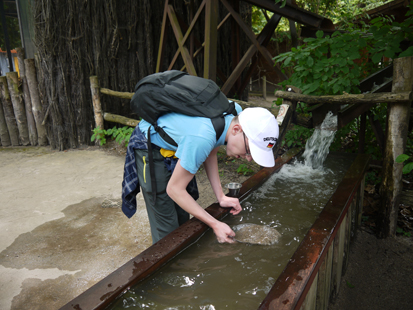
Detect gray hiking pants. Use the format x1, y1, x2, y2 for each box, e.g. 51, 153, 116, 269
135, 147, 197, 244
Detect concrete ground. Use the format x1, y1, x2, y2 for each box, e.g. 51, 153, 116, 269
0, 146, 152, 310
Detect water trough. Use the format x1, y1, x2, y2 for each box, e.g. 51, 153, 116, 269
61, 147, 369, 310
62, 109, 369, 310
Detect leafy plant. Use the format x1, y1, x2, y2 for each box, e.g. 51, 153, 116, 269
282, 125, 314, 148
365, 171, 381, 186
237, 163, 254, 176
274, 4, 413, 156
396, 226, 412, 237
91, 126, 134, 147
395, 154, 413, 175
91, 127, 107, 146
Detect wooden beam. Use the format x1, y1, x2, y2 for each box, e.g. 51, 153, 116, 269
243, 0, 334, 29
103, 113, 139, 128
169, 0, 207, 70
204, 0, 218, 80
221, 13, 282, 94
221, 0, 275, 68
167, 5, 197, 76
275, 90, 413, 105
156, 0, 170, 72
100, 88, 133, 99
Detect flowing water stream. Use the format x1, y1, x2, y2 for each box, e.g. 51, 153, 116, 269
109, 112, 354, 310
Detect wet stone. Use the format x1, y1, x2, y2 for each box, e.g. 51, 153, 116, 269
232, 224, 281, 245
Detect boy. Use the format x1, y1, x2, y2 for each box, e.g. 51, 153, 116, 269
122, 85, 278, 244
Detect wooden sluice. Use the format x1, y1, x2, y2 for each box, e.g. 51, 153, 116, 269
60, 147, 370, 310
60, 78, 371, 310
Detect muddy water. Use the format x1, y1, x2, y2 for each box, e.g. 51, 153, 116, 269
109, 153, 355, 309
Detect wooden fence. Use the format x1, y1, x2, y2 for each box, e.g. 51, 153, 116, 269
0, 48, 47, 147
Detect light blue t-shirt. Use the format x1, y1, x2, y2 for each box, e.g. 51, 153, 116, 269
139, 102, 242, 174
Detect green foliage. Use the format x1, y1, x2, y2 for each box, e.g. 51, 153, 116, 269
366, 171, 381, 186
282, 125, 314, 148
346, 281, 355, 289
396, 154, 413, 175
91, 128, 107, 146
91, 126, 134, 147
274, 4, 413, 156
274, 29, 365, 96
274, 4, 413, 97
396, 226, 412, 237
236, 163, 254, 176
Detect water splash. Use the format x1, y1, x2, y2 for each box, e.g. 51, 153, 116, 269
302, 111, 337, 169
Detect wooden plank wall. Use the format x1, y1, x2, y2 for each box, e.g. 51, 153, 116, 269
298, 178, 365, 310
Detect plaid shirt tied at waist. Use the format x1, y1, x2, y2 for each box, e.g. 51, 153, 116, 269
121, 126, 199, 218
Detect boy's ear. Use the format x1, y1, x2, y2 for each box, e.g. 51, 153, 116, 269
231, 123, 242, 135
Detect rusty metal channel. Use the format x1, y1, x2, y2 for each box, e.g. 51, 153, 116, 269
258, 153, 370, 310
60, 148, 302, 310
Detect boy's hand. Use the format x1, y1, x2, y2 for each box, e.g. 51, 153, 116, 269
212, 221, 236, 243
218, 196, 242, 215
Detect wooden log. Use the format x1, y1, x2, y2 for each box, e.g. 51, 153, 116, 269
89, 76, 105, 130
274, 90, 412, 105
100, 88, 134, 100
0, 96, 11, 146
0, 76, 20, 146
16, 48, 38, 146
25, 59, 48, 146
6, 72, 30, 145
103, 113, 139, 127
378, 56, 413, 238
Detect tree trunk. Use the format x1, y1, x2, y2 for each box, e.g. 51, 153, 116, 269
25, 58, 48, 146
6, 72, 30, 145
378, 56, 413, 238
0, 76, 20, 146
16, 48, 38, 145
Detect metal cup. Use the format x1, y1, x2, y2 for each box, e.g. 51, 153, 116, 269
226, 182, 242, 197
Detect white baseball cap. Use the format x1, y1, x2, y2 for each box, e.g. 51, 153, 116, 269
238, 107, 279, 167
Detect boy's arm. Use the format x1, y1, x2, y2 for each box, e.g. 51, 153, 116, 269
167, 159, 237, 243
203, 147, 242, 214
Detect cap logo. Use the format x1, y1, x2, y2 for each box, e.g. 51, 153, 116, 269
264, 137, 277, 148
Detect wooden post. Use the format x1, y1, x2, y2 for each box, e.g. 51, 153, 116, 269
16, 48, 38, 146
378, 56, 413, 237
0, 76, 20, 146
262, 74, 267, 100
90, 76, 105, 130
0, 95, 11, 146
204, 0, 218, 81
6, 72, 30, 145
25, 59, 48, 146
